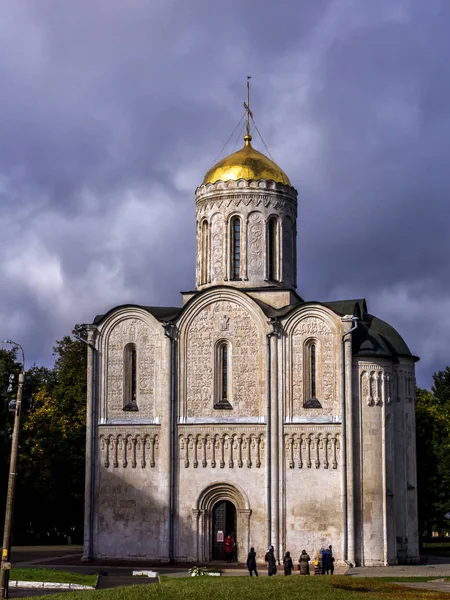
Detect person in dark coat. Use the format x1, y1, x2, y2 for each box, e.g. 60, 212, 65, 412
298, 550, 310, 575
327, 545, 335, 575
283, 551, 293, 575
246, 547, 258, 577
321, 547, 329, 575
264, 545, 277, 576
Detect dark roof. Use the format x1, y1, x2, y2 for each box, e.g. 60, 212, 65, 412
352, 313, 418, 362
91, 292, 417, 362
322, 298, 367, 317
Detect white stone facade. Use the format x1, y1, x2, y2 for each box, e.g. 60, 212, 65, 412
83, 153, 419, 567
195, 179, 297, 290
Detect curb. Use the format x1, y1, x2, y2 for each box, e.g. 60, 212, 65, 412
9, 580, 95, 590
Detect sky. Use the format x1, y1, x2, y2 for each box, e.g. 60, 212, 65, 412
0, 0, 449, 388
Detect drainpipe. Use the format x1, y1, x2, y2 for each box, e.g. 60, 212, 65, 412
164, 323, 177, 563
74, 326, 97, 560
266, 318, 278, 551
341, 316, 359, 565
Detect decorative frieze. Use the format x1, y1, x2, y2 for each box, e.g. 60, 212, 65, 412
359, 365, 395, 406
99, 429, 159, 469
178, 430, 265, 469
284, 430, 340, 469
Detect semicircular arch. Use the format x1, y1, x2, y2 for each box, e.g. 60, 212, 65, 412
195, 481, 250, 512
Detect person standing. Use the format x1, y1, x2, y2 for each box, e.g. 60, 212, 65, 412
224, 535, 234, 563
298, 550, 310, 575
246, 547, 258, 577
327, 545, 335, 575
321, 547, 329, 575
265, 546, 277, 576
283, 551, 293, 575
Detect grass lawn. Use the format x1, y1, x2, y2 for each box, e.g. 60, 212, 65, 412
10, 568, 97, 587
22, 576, 450, 600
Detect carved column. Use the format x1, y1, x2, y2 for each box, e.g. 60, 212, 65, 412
237, 508, 252, 561
270, 332, 280, 560
343, 317, 356, 566
192, 509, 200, 562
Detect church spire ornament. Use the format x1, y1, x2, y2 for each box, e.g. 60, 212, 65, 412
243, 76, 253, 144
196, 80, 298, 290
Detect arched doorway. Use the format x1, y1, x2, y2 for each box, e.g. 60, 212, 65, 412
193, 482, 251, 563
212, 500, 236, 561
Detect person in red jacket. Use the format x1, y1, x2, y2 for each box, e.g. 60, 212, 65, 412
224, 535, 234, 563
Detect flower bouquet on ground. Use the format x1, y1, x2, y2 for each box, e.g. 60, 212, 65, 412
189, 566, 209, 577
188, 566, 221, 577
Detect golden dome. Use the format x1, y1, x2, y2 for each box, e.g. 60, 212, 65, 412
202, 134, 291, 186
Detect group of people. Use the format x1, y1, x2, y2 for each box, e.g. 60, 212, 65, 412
245, 544, 334, 577
317, 545, 335, 575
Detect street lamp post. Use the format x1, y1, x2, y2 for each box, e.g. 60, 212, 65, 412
0, 340, 25, 599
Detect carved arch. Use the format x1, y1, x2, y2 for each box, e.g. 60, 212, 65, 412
177, 288, 269, 422
194, 481, 250, 512
283, 306, 341, 420
97, 307, 162, 423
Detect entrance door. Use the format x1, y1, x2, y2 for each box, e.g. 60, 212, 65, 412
212, 500, 236, 560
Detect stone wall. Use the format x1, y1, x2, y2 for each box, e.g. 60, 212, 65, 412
195, 179, 298, 290
178, 290, 267, 421
94, 425, 168, 558
87, 294, 418, 566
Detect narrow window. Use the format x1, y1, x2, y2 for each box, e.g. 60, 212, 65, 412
201, 221, 208, 285
215, 341, 232, 409
131, 347, 137, 402
221, 344, 228, 401
230, 217, 241, 280
124, 343, 138, 411
304, 341, 321, 408
268, 217, 278, 281
311, 343, 316, 399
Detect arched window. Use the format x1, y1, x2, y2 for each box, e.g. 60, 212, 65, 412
214, 341, 232, 409
268, 217, 278, 281
304, 340, 321, 408
230, 217, 241, 280
221, 344, 228, 401
311, 343, 317, 399
201, 220, 209, 285
123, 343, 138, 411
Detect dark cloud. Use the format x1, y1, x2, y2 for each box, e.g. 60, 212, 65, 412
0, 0, 448, 387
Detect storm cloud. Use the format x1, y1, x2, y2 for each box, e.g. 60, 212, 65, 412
0, 0, 449, 387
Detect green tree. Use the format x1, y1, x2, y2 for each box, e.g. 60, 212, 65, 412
416, 367, 450, 537
14, 334, 86, 543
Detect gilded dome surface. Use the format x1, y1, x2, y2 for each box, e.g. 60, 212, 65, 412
202, 135, 291, 186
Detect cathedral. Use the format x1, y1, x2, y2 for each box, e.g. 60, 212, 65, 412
82, 108, 419, 566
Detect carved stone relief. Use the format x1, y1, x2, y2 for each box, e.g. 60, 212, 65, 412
291, 317, 336, 416
178, 430, 265, 469
107, 318, 156, 419
284, 431, 341, 469
185, 300, 262, 418
210, 213, 224, 282
247, 212, 264, 279
360, 365, 393, 406
99, 431, 159, 469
